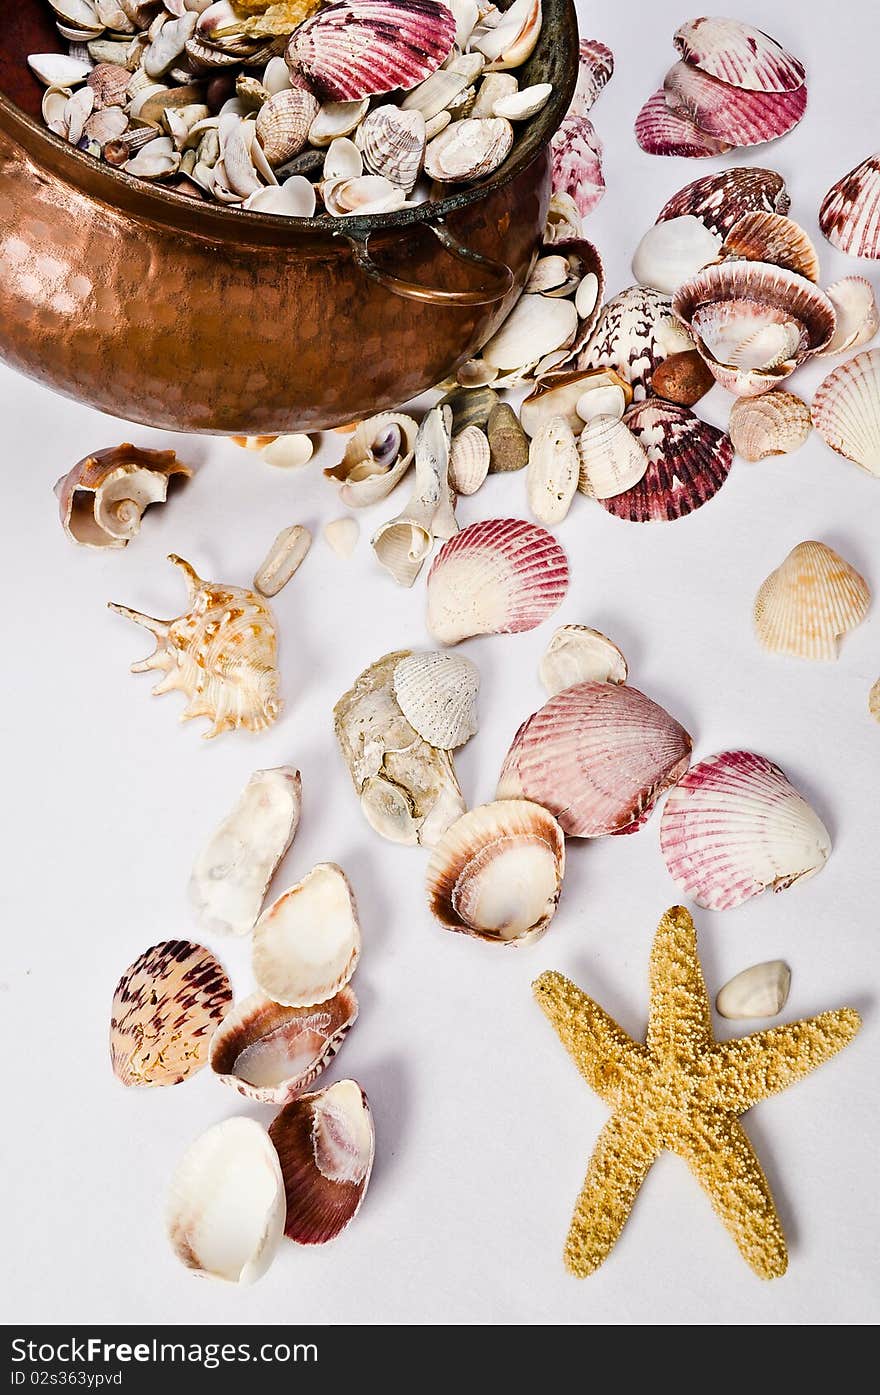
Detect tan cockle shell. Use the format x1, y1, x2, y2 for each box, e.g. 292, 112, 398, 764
754, 541, 870, 660
448, 424, 491, 495
577, 415, 649, 499
728, 392, 812, 461
325, 411, 418, 506
253, 863, 361, 1009
392, 650, 479, 749
255, 86, 319, 165
358, 103, 426, 191
55, 443, 191, 548
721, 211, 820, 283
539, 624, 628, 696
210, 987, 358, 1105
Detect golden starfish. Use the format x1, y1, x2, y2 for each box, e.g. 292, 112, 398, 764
533, 906, 861, 1279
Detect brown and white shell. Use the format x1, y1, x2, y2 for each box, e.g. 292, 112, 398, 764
550, 112, 605, 218
287, 0, 456, 101
520, 367, 631, 436
721, 212, 820, 283
754, 541, 870, 660
55, 444, 191, 548
656, 167, 791, 238
578, 285, 696, 400
110, 940, 232, 1087
269, 1079, 374, 1244
255, 87, 319, 165
209, 986, 359, 1105
448, 424, 491, 495
358, 103, 426, 191
728, 392, 812, 462
600, 400, 734, 523
568, 37, 614, 118
819, 152, 880, 260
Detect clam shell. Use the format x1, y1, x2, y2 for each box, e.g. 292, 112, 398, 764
426, 518, 569, 644
359, 104, 425, 190
812, 349, 880, 475
634, 88, 731, 159
324, 411, 418, 506
521, 367, 631, 436
28, 53, 93, 87
579, 285, 696, 400
423, 115, 513, 181
166, 1118, 285, 1284
470, 71, 516, 119
493, 82, 551, 121
262, 433, 314, 468
482, 294, 578, 373
253, 863, 361, 1008
487, 401, 529, 472
822, 278, 879, 355
401, 52, 480, 119
110, 940, 232, 1087
308, 97, 369, 144
538, 624, 627, 696
656, 166, 791, 238
322, 172, 407, 214
287, 0, 456, 101
324, 516, 360, 556
87, 61, 131, 108
55, 443, 191, 549
269, 1080, 374, 1244
651, 349, 715, 406
663, 61, 807, 148
470, 0, 542, 71
632, 215, 722, 296
448, 424, 491, 495
425, 799, 565, 945
550, 113, 604, 219
660, 750, 830, 911
245, 178, 317, 215
577, 414, 649, 500
600, 400, 733, 523
716, 961, 791, 1020
392, 650, 479, 749
819, 152, 880, 260
568, 37, 614, 118
497, 681, 692, 837
254, 524, 312, 596
255, 86, 318, 165
722, 211, 820, 282
673, 17, 805, 93
728, 392, 811, 462
526, 416, 579, 524
754, 540, 870, 660
544, 191, 583, 244
209, 986, 358, 1105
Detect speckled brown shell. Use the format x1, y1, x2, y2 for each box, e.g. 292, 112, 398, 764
269, 1079, 375, 1244
656, 167, 790, 238
578, 285, 696, 400
600, 400, 734, 523
110, 940, 232, 1087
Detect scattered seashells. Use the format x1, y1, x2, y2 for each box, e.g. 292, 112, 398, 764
526, 416, 579, 524
426, 518, 569, 644
819, 152, 880, 260
632, 216, 722, 296
253, 863, 361, 1008
109, 555, 282, 737
579, 285, 696, 400
448, 424, 491, 495
538, 625, 628, 696
721, 211, 820, 283
487, 402, 529, 473
728, 392, 812, 462
189, 767, 302, 938
324, 516, 360, 556
392, 651, 479, 749
254, 524, 312, 596
209, 986, 358, 1105
166, 1117, 285, 1285
651, 349, 715, 407
660, 750, 831, 910
287, 0, 456, 100
656, 166, 791, 238
812, 349, 880, 477
110, 940, 232, 1088
423, 115, 513, 181
673, 17, 806, 93
325, 412, 418, 506
634, 88, 731, 159
822, 278, 879, 356
600, 400, 734, 522
577, 414, 649, 500
55, 443, 191, 549
716, 961, 791, 1020
426, 799, 565, 945
754, 541, 870, 660
269, 1079, 374, 1244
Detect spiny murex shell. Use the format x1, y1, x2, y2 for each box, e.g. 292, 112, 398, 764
324, 411, 418, 506
189, 767, 302, 937
392, 650, 479, 749
109, 554, 282, 737
253, 863, 361, 1009
539, 624, 628, 696
209, 985, 358, 1105
812, 348, 880, 477
728, 392, 812, 461
716, 961, 791, 1020
754, 540, 870, 660
55, 444, 191, 548
269, 1078, 374, 1245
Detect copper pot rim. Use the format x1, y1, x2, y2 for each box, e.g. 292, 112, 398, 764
1, 0, 578, 245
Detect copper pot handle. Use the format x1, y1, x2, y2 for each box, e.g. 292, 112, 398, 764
345, 220, 515, 306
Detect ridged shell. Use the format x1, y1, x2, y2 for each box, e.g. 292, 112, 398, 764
269, 1080, 374, 1244
673, 17, 806, 93
754, 540, 870, 660
209, 986, 358, 1105
255, 87, 319, 165
656, 167, 790, 238
359, 103, 425, 190
550, 113, 604, 218
716, 961, 791, 1020
728, 392, 812, 461
497, 681, 692, 837
721, 211, 819, 282
55, 443, 191, 549
110, 940, 232, 1088
577, 414, 649, 499
526, 416, 579, 524
651, 349, 716, 406
426, 518, 569, 644
818, 152, 880, 259
538, 624, 627, 695
634, 88, 731, 158
392, 650, 479, 748
287, 0, 456, 101
252, 863, 361, 1007
812, 349, 880, 475
423, 115, 513, 181
425, 799, 565, 945
448, 424, 491, 494
568, 37, 614, 118
579, 285, 696, 400
324, 411, 418, 505
663, 61, 807, 148
660, 751, 830, 911
823, 278, 879, 356
870, 677, 880, 724
600, 400, 734, 523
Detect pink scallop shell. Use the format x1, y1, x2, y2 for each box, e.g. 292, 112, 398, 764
551, 113, 605, 219
673, 17, 806, 94
497, 681, 692, 837
568, 38, 614, 119
287, 0, 456, 101
634, 87, 731, 158
599, 400, 733, 522
659, 750, 830, 911
656, 167, 790, 237
819, 152, 880, 260
663, 61, 807, 148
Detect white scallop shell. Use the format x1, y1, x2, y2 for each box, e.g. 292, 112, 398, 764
812, 348, 880, 477
392, 650, 479, 749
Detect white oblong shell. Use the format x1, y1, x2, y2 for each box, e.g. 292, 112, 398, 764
209, 986, 358, 1105
324, 516, 360, 557
261, 434, 314, 468
660, 750, 830, 911
166, 1117, 285, 1285
538, 624, 628, 696
448, 424, 491, 495
728, 392, 811, 462
716, 961, 791, 1020
823, 278, 879, 356
631, 215, 722, 296
252, 863, 361, 1008
812, 348, 880, 477
577, 414, 649, 499
28, 53, 93, 86
392, 650, 479, 749
526, 415, 579, 525
254, 524, 312, 597
482, 294, 578, 372
492, 82, 551, 120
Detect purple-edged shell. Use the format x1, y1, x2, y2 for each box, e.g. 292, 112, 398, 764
599, 400, 734, 522
287, 0, 456, 102
634, 88, 731, 158
577, 285, 696, 400
551, 113, 605, 219
673, 17, 806, 94
656, 167, 791, 238
663, 61, 807, 149
819, 152, 880, 260
568, 38, 614, 118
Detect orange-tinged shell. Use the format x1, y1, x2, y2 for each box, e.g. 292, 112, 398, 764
110, 940, 232, 1087
754, 541, 870, 661
55, 444, 191, 549
819, 152, 880, 260
269, 1079, 374, 1244
812, 348, 880, 476
722, 212, 820, 282
729, 392, 811, 461
209, 987, 358, 1104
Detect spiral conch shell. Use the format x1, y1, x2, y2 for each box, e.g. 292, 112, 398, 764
55, 444, 191, 548
109, 554, 282, 738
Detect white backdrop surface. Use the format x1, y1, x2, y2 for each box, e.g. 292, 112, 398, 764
2, 0, 878, 1327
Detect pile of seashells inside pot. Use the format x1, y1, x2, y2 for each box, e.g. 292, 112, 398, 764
46, 14, 880, 1286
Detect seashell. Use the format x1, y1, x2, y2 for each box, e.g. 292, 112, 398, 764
359, 104, 425, 191
448, 424, 491, 494
124, 134, 181, 178
308, 98, 369, 145
261, 433, 314, 468
438, 384, 499, 433
600, 399, 733, 523
335, 649, 466, 845
721, 211, 820, 282
526, 254, 572, 296
651, 349, 715, 406
166, 1117, 285, 1285
870, 678, 880, 724
236, 73, 270, 111
423, 115, 513, 182
526, 416, 579, 524
28, 54, 93, 87
673, 17, 805, 93
716, 961, 791, 1020
471, 71, 517, 120
371, 406, 452, 585
64, 85, 95, 146
424, 107, 452, 139
575, 384, 626, 423
538, 624, 627, 696
400, 53, 478, 119
426, 518, 568, 644
426, 799, 565, 945
663, 61, 808, 149
497, 681, 692, 837
108, 554, 282, 737
324, 516, 360, 556
522, 368, 630, 437
822, 278, 879, 356
634, 88, 731, 159
42, 86, 72, 136
323, 135, 364, 180
470, 0, 542, 71
392, 650, 479, 748
210, 987, 358, 1105
812, 349, 880, 477
482, 295, 578, 373
568, 37, 614, 118
287, 0, 456, 101
544, 190, 584, 245
255, 86, 319, 164
632, 216, 722, 296
55, 443, 190, 549
325, 411, 418, 506
579, 285, 695, 401
254, 524, 312, 596
322, 172, 407, 214
110, 940, 232, 1087
577, 415, 649, 500
145, 12, 199, 79
487, 402, 529, 473
493, 82, 552, 121
656, 167, 791, 238
189, 767, 302, 937
550, 113, 604, 219
269, 1079, 374, 1244
449, 0, 479, 47
660, 750, 830, 911
728, 392, 811, 461
83, 104, 130, 147
253, 863, 361, 1008
754, 540, 870, 660
87, 61, 131, 108
244, 177, 317, 215
819, 152, 880, 260
49, 0, 103, 34
263, 54, 294, 95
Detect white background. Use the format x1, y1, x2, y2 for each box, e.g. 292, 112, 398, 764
2, 0, 878, 1327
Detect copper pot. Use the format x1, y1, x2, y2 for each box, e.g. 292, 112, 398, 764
0, 1, 578, 434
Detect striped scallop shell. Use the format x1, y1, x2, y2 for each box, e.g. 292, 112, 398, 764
823, 278, 879, 356
722, 212, 820, 282
287, 0, 456, 101
728, 391, 812, 461
634, 87, 731, 159
660, 750, 830, 911
656, 167, 791, 238
551, 113, 605, 218
812, 349, 880, 476
600, 400, 733, 522
209, 987, 358, 1106
111, 940, 232, 1088
663, 61, 807, 148
426, 518, 569, 644
818, 152, 880, 259
578, 285, 696, 400
754, 541, 870, 660
497, 680, 692, 837
673, 17, 806, 93
392, 650, 479, 748
269, 1080, 374, 1245
569, 37, 614, 118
